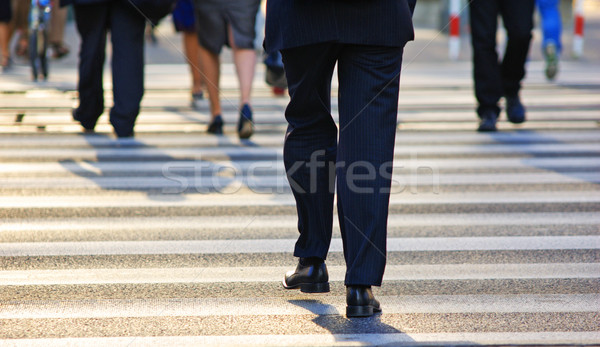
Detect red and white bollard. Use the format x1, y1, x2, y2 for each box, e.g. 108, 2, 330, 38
448, 0, 461, 60
573, 0, 585, 58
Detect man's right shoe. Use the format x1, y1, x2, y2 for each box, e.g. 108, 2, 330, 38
477, 111, 498, 132
283, 261, 330, 293
346, 286, 381, 318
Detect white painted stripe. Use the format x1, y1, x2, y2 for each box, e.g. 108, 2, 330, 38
2, 190, 600, 208
396, 121, 599, 131
1, 121, 598, 134
9, 111, 600, 126
396, 89, 600, 103
1, 157, 600, 175
0, 263, 598, 285
0, 143, 598, 159
0, 193, 296, 208
3, 332, 599, 347
1, 236, 598, 257
399, 110, 600, 122
0, 131, 597, 147
2, 213, 598, 233
1, 294, 597, 319
1, 171, 598, 190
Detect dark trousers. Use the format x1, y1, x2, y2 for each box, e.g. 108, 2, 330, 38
73, 1, 145, 137
469, 0, 535, 116
281, 43, 403, 286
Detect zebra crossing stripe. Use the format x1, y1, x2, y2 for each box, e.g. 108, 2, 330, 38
1, 294, 598, 319
1, 332, 599, 346
1, 263, 598, 285
1, 236, 598, 257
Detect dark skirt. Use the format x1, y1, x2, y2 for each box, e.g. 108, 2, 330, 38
0, 0, 12, 22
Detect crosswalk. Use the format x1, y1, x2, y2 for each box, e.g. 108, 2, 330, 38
1, 61, 599, 346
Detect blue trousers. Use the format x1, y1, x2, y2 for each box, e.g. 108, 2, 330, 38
537, 0, 562, 55
281, 43, 403, 286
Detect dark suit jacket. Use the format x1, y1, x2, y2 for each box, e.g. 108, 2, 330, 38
264, 0, 416, 53
60, 0, 108, 6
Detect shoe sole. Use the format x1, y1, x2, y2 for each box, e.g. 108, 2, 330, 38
207, 127, 223, 135
507, 117, 525, 124
477, 125, 497, 132
346, 305, 382, 318
238, 120, 254, 139
282, 280, 330, 293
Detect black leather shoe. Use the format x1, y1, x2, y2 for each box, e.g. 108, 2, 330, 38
477, 110, 498, 132
505, 95, 526, 124
207, 115, 224, 135
346, 286, 381, 318
283, 261, 329, 293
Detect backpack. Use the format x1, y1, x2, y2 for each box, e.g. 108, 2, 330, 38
127, 0, 176, 25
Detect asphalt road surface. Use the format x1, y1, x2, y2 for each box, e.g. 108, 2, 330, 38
0, 40, 599, 346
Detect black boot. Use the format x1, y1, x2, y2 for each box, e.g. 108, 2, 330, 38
346, 285, 381, 318
282, 259, 329, 293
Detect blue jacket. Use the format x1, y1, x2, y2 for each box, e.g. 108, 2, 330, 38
264, 0, 416, 53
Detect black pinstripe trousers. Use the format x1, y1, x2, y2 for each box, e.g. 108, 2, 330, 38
281, 43, 403, 286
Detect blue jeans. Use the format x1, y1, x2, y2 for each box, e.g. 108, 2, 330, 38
537, 0, 562, 54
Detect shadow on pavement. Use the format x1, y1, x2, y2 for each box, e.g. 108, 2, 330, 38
288, 299, 417, 346
57, 131, 276, 202
482, 129, 600, 185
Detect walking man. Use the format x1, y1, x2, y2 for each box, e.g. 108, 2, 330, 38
469, 0, 535, 132
264, 0, 416, 317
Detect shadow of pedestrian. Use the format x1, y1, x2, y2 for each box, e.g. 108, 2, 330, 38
288, 299, 417, 346
481, 129, 600, 186
57, 131, 281, 204
57, 132, 186, 202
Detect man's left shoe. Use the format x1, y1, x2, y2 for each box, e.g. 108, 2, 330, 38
505, 95, 526, 124
283, 261, 330, 293
237, 104, 254, 139
346, 286, 381, 318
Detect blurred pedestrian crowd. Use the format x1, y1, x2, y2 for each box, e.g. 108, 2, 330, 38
0, 0, 570, 136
